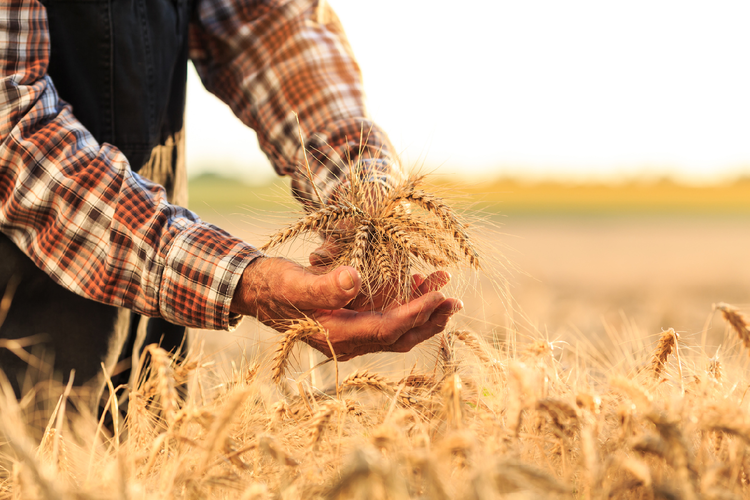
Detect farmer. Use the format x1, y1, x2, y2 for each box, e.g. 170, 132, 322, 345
0, 0, 462, 398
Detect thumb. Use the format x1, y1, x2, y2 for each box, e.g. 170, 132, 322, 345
293, 265, 361, 311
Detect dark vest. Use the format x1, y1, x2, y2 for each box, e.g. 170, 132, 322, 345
44, 0, 193, 203
0, 0, 193, 395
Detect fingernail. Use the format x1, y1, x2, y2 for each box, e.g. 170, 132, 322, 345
338, 269, 357, 291
312, 249, 333, 263
453, 300, 464, 312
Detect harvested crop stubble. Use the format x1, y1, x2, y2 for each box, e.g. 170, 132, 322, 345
261, 169, 480, 303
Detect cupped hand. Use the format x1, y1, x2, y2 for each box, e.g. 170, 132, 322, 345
230, 257, 462, 361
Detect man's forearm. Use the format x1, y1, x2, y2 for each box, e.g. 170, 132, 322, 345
0, 1, 260, 330
189, 0, 405, 208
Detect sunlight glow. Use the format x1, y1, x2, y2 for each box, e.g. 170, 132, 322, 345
186, 1, 750, 184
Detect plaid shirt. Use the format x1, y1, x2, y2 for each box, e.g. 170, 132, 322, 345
0, 0, 401, 331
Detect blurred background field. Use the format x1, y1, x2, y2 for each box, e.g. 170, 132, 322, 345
187, 173, 750, 372
182, 0, 750, 377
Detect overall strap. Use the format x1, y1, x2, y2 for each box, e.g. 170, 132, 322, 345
42, 0, 193, 205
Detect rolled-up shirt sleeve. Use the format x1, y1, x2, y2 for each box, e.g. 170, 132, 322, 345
189, 0, 406, 208
0, 1, 260, 330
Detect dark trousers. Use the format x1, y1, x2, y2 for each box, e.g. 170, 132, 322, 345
0, 233, 185, 406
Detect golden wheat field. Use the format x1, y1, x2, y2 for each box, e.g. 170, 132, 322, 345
2, 175, 750, 499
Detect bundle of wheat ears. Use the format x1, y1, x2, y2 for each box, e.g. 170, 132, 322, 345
260, 169, 480, 303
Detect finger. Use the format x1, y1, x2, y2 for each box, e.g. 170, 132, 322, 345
415, 271, 451, 297
388, 298, 463, 352
411, 274, 426, 292
310, 297, 462, 360
376, 291, 448, 345
289, 266, 361, 311
313, 291, 447, 348
309, 247, 335, 267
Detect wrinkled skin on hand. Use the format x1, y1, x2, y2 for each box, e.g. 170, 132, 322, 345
230, 256, 462, 361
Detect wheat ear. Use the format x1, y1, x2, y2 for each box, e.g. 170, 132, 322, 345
373, 240, 395, 284
399, 373, 438, 389
651, 328, 679, 378
260, 204, 359, 251
715, 302, 750, 352
340, 370, 394, 394
382, 222, 452, 268
708, 353, 722, 381
308, 401, 343, 448
454, 330, 493, 364
271, 318, 327, 386
395, 189, 480, 269
348, 223, 371, 271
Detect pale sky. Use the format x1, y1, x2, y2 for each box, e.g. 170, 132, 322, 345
185, 1, 750, 184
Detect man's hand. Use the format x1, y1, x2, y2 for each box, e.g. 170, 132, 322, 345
230, 257, 462, 361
